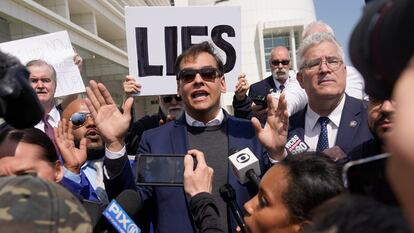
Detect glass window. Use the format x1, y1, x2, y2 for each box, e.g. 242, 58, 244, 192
263, 28, 301, 72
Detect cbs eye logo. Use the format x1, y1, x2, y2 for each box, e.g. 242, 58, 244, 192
236, 153, 250, 163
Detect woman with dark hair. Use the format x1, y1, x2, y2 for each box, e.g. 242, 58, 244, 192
0, 127, 98, 202
243, 152, 344, 233
0, 127, 63, 181
184, 151, 344, 233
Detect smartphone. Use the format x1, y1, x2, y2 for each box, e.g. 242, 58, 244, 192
251, 95, 267, 108
343, 153, 398, 205
135, 154, 186, 186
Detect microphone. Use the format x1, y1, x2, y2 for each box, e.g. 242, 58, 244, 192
285, 129, 309, 155
228, 148, 261, 187
94, 189, 142, 233
219, 184, 248, 233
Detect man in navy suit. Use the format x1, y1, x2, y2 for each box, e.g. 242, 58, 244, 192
84, 42, 289, 233
233, 46, 307, 121
285, 32, 372, 160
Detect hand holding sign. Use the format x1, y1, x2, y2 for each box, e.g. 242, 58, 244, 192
125, 6, 241, 96
0, 31, 85, 97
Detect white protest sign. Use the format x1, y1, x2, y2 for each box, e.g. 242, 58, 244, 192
125, 6, 241, 96
0, 31, 85, 97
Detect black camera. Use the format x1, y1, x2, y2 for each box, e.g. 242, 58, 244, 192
0, 50, 43, 129
350, 0, 414, 100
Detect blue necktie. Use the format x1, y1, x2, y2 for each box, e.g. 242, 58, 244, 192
279, 84, 285, 92
316, 117, 329, 152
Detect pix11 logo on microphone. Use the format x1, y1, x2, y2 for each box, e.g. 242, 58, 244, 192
103, 200, 140, 233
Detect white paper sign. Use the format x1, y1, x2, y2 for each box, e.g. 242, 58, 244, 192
125, 6, 241, 96
0, 31, 85, 97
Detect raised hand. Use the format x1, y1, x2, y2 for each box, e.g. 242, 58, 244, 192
73, 47, 83, 71
183, 149, 214, 197
123, 75, 142, 96
85, 80, 133, 152
54, 118, 87, 174
234, 73, 249, 101
252, 94, 289, 160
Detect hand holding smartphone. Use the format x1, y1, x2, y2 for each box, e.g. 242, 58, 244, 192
135, 154, 186, 186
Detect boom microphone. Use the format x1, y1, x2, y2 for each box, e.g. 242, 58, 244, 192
219, 184, 247, 233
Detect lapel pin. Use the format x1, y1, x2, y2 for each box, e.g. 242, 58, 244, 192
349, 120, 358, 128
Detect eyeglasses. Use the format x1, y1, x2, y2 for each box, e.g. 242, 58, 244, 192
271, 60, 290, 66
301, 57, 343, 72
177, 67, 222, 83
162, 95, 182, 103
70, 112, 92, 127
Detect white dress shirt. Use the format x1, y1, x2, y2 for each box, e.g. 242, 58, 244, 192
105, 109, 225, 160
304, 95, 346, 151
185, 109, 224, 127
272, 77, 308, 116
345, 66, 368, 100
34, 106, 60, 131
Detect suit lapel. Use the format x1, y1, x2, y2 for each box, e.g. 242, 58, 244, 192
226, 114, 241, 190
288, 106, 307, 141
335, 95, 362, 151
170, 117, 188, 154
265, 75, 277, 92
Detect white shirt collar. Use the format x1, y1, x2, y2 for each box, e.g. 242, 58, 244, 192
48, 106, 61, 123
185, 109, 224, 127
306, 94, 346, 130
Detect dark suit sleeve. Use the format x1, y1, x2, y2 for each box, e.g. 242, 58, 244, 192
103, 155, 136, 200
189, 192, 226, 233
125, 115, 159, 155
232, 94, 253, 119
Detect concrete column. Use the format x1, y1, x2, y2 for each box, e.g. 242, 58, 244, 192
0, 19, 11, 42
289, 28, 297, 71
109, 39, 127, 52
70, 12, 98, 35
9, 22, 40, 40
35, 0, 70, 19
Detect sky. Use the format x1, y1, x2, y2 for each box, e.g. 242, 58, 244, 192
313, 0, 366, 64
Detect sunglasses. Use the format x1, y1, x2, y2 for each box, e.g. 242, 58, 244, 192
70, 112, 92, 127
177, 67, 221, 83
162, 95, 182, 103
271, 60, 290, 66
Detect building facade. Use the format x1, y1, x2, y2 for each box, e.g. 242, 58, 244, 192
0, 0, 315, 116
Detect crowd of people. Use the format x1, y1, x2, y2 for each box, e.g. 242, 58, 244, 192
0, 0, 414, 232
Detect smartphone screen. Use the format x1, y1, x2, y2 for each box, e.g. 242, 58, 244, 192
135, 154, 185, 186
343, 153, 398, 205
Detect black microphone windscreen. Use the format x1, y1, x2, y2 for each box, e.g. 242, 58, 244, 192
219, 184, 236, 203
115, 189, 142, 216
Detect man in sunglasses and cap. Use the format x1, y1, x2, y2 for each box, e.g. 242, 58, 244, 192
84, 41, 288, 233
233, 46, 307, 122
123, 75, 185, 154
